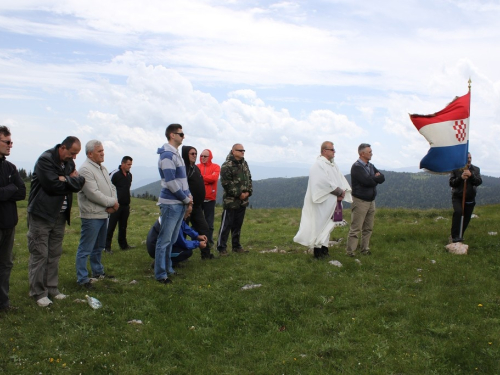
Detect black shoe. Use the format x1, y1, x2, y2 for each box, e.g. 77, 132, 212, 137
452, 237, 464, 243
201, 254, 214, 260
0, 305, 18, 313
219, 250, 229, 257
346, 252, 356, 257
361, 250, 372, 256
157, 278, 172, 285
121, 245, 136, 250
313, 248, 324, 259
104, 248, 113, 254
321, 246, 330, 257
81, 282, 94, 290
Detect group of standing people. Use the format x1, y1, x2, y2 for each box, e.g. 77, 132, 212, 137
294, 141, 386, 258
0, 123, 482, 311
294, 141, 481, 258
152, 123, 253, 284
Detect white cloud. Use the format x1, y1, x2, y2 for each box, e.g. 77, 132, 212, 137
1, 0, 500, 177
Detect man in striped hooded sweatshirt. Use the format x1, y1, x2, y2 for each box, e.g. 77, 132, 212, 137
155, 124, 192, 284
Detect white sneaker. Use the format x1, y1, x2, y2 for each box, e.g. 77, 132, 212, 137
36, 297, 53, 307
53, 293, 68, 300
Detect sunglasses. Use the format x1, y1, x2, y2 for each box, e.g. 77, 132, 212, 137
200, 155, 209, 158
0, 140, 13, 146
189, 152, 197, 156
235, 149, 245, 152
174, 132, 185, 137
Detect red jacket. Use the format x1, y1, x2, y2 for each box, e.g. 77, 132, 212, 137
196, 149, 220, 201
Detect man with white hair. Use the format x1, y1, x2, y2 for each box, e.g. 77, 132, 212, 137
294, 141, 352, 259
75, 140, 119, 289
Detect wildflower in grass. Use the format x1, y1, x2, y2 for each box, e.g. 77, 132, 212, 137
488, 342, 492, 345
478, 304, 483, 307
49, 358, 54, 363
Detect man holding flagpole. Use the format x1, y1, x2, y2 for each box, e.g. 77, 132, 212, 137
449, 153, 481, 243
409, 82, 475, 248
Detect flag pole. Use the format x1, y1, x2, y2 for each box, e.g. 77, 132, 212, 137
458, 78, 472, 241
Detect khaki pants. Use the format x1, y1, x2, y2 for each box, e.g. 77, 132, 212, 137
346, 197, 376, 253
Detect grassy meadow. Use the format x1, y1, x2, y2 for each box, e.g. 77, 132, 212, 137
1, 197, 500, 374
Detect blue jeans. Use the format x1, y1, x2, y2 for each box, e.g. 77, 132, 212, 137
76, 218, 107, 284
155, 204, 185, 280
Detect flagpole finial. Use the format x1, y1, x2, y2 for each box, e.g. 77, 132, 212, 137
468, 78, 471, 90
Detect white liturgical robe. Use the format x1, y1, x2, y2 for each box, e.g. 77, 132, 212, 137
293, 156, 352, 248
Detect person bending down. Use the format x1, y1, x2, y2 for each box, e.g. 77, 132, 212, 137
147, 205, 207, 267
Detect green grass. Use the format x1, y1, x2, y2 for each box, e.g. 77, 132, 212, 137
1, 198, 500, 374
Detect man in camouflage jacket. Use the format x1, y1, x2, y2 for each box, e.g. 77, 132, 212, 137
216, 143, 252, 255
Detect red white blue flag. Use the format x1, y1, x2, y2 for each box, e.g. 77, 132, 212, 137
410, 91, 470, 173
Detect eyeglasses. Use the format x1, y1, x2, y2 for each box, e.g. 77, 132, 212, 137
324, 148, 335, 152
174, 132, 185, 137
235, 149, 245, 152
0, 140, 13, 146
200, 155, 209, 158
189, 152, 197, 156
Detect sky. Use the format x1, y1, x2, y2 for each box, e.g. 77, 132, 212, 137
1, 0, 500, 180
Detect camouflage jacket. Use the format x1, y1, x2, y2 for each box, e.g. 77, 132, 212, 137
220, 152, 253, 209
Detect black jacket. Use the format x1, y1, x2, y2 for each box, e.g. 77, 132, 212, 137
0, 157, 26, 229
449, 165, 482, 202
28, 144, 85, 225
182, 146, 205, 207
109, 166, 132, 205
350, 160, 385, 202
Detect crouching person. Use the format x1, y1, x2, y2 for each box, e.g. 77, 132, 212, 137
147, 205, 207, 269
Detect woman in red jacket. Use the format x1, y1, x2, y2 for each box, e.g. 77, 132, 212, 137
197, 149, 220, 245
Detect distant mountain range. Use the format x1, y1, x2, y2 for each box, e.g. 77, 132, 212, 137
131, 170, 500, 210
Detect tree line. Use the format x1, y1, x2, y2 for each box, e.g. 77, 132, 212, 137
131, 170, 500, 210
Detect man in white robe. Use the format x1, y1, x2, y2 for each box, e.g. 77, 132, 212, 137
294, 141, 352, 258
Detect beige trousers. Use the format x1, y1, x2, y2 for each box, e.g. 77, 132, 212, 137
346, 197, 376, 253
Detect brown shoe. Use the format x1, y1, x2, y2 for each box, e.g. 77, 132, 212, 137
219, 250, 229, 256
232, 248, 249, 254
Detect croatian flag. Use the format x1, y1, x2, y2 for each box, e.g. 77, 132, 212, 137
410, 91, 470, 173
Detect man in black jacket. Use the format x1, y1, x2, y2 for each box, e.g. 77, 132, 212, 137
0, 126, 26, 312
105, 156, 134, 252
27, 136, 85, 307
346, 143, 385, 257
182, 146, 213, 259
449, 153, 482, 243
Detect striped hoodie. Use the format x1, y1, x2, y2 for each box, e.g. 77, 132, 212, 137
157, 143, 191, 205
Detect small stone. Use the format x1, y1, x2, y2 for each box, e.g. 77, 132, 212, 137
127, 319, 143, 325
445, 242, 468, 255
241, 283, 262, 290
328, 260, 343, 267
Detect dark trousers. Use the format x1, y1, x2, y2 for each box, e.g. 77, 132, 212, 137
202, 200, 216, 245
188, 204, 212, 257
106, 204, 130, 249
0, 228, 15, 309
171, 246, 193, 266
451, 199, 475, 239
27, 213, 66, 299
148, 245, 192, 267
217, 206, 246, 252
